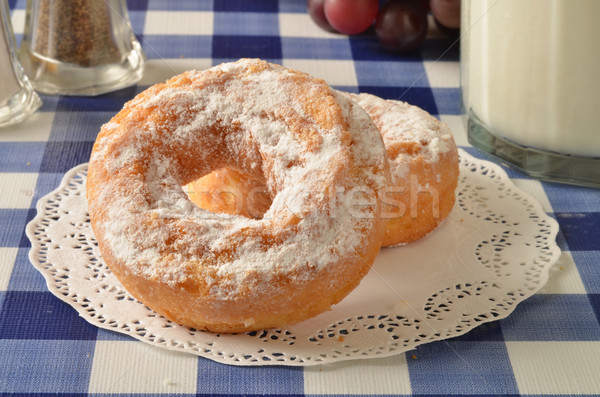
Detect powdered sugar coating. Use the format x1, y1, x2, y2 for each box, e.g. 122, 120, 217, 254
87, 59, 388, 312
185, 90, 459, 251
346, 92, 453, 178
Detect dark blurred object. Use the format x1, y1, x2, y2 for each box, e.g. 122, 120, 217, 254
430, 0, 460, 29
307, 0, 337, 32
375, 0, 428, 53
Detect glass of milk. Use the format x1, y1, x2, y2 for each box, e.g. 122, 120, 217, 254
461, 0, 600, 187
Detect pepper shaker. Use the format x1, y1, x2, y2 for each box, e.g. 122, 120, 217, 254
0, 0, 41, 128
18, 0, 145, 96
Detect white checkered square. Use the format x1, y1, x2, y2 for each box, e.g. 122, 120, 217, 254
0, 172, 38, 209
139, 59, 213, 86
423, 61, 460, 88
0, 247, 17, 290
10, 9, 25, 34
507, 341, 600, 394
144, 11, 213, 35
303, 355, 412, 394
439, 115, 468, 146
0, 112, 54, 142
539, 251, 587, 294
283, 59, 357, 87
279, 13, 341, 38
88, 341, 198, 394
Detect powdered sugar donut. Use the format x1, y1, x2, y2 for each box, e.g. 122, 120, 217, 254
188, 92, 459, 246
87, 59, 389, 333
349, 93, 459, 246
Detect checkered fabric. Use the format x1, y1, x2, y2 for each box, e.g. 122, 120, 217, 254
1, 0, 599, 395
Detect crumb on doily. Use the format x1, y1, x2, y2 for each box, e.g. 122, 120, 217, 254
163, 378, 175, 386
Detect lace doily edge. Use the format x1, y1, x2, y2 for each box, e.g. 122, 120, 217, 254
24, 150, 562, 366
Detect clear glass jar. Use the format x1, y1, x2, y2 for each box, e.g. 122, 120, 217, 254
0, 0, 41, 128
18, 0, 145, 96
461, 0, 600, 187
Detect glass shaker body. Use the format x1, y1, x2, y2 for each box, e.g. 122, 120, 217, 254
19, 0, 145, 96
0, 0, 41, 128
461, 0, 600, 187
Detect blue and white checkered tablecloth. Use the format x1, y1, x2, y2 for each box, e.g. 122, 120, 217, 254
1, 0, 600, 395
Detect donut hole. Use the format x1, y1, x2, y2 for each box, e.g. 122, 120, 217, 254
185, 167, 272, 220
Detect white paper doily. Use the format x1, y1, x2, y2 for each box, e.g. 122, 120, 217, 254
26, 149, 560, 366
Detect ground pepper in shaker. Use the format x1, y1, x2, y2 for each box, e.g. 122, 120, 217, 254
19, 0, 145, 96
0, 0, 41, 128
